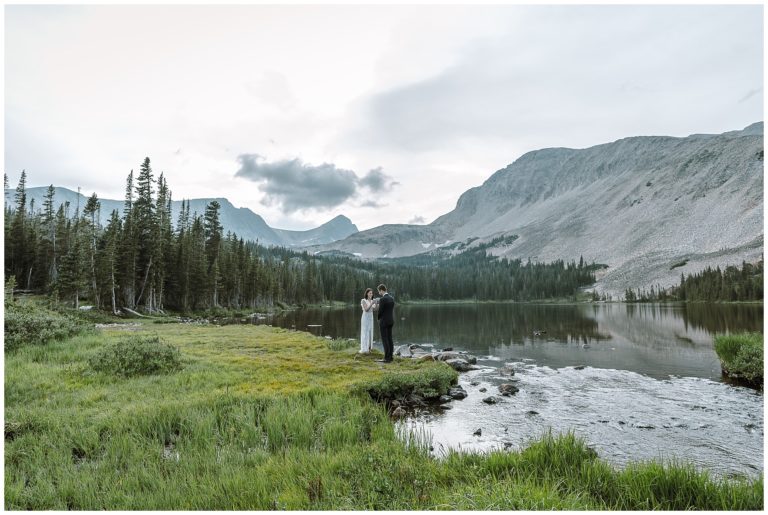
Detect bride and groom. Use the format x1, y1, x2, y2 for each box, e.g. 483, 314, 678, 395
360, 284, 395, 362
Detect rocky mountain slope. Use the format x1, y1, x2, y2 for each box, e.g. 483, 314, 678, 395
312, 123, 763, 295
4, 187, 358, 248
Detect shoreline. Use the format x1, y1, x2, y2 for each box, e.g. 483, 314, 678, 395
4, 304, 763, 509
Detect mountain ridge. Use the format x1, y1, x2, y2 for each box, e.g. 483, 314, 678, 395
312, 122, 764, 295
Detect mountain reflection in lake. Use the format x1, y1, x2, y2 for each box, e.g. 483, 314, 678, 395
250, 302, 763, 476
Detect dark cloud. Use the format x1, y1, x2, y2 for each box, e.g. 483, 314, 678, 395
235, 154, 397, 213
358, 167, 399, 192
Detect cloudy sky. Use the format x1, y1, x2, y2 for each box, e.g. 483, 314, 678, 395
5, 4, 763, 230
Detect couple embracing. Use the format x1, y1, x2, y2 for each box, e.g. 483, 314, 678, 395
360, 284, 395, 362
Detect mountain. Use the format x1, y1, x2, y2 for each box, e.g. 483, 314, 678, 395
312, 122, 764, 295
273, 215, 358, 247
3, 187, 358, 248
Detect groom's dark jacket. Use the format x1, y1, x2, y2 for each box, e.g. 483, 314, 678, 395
377, 294, 395, 326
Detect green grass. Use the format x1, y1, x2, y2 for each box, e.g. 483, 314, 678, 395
4, 319, 763, 509
714, 332, 763, 386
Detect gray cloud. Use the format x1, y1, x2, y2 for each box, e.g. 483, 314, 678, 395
408, 215, 426, 224
358, 167, 399, 192
349, 6, 763, 153
235, 154, 397, 213
738, 87, 762, 104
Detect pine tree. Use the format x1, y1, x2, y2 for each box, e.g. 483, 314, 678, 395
133, 158, 156, 308
57, 218, 87, 308
101, 210, 122, 314
9, 171, 33, 288
119, 170, 137, 307
41, 185, 58, 283
83, 193, 101, 307
204, 201, 223, 307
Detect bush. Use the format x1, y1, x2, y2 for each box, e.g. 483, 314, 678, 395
4, 301, 90, 351
729, 344, 763, 383
714, 332, 763, 386
88, 335, 183, 377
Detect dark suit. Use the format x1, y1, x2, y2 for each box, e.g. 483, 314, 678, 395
377, 293, 395, 361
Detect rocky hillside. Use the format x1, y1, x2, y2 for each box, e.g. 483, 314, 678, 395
312, 123, 763, 295
4, 187, 358, 248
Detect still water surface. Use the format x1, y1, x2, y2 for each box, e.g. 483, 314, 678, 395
253, 302, 763, 477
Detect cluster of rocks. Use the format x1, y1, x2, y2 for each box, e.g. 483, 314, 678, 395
386, 349, 525, 417
394, 344, 479, 372
389, 380, 522, 418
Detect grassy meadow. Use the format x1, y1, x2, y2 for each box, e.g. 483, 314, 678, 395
4, 305, 764, 510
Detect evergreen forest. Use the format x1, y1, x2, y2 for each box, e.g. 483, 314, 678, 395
623, 261, 763, 303
4, 159, 597, 312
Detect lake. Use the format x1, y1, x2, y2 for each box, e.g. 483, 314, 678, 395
250, 302, 763, 478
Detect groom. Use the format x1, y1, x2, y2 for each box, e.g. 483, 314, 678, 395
376, 284, 395, 363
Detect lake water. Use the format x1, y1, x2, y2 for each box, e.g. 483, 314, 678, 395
250, 302, 763, 477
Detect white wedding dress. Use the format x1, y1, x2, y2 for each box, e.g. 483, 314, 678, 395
360, 299, 375, 353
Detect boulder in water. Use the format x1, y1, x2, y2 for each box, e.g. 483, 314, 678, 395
395, 345, 412, 357
500, 364, 516, 376
445, 359, 471, 372
499, 383, 519, 396
482, 396, 498, 405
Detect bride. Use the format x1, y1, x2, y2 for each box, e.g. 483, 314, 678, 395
360, 288, 377, 353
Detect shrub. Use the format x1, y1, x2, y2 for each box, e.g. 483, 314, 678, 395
729, 343, 763, 383
4, 301, 90, 351
88, 335, 183, 377
714, 332, 763, 386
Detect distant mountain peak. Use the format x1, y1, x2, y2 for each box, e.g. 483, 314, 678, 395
3, 186, 357, 248
321, 214, 356, 230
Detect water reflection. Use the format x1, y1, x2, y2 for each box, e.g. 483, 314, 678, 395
257, 302, 762, 381
680, 302, 764, 334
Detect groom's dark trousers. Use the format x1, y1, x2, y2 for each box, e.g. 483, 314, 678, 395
377, 294, 395, 362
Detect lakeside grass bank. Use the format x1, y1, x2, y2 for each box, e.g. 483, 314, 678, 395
4, 308, 764, 510
714, 332, 764, 388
